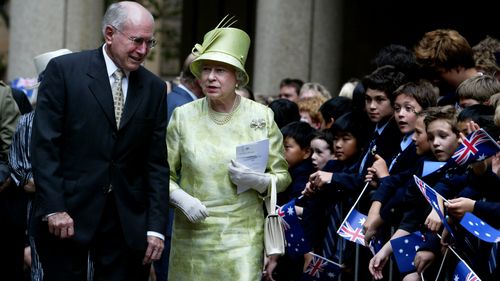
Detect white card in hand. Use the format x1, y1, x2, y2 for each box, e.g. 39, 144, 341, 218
235, 138, 269, 193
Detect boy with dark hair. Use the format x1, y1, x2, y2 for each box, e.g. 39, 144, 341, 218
318, 96, 352, 129
363, 80, 439, 243
279, 121, 317, 205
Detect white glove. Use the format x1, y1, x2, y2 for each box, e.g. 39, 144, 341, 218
170, 189, 209, 223
228, 160, 271, 194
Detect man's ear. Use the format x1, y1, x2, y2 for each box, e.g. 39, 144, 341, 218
303, 147, 312, 160
104, 25, 115, 45
326, 117, 335, 129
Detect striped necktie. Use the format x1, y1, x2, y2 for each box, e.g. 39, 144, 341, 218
323, 203, 345, 262
489, 242, 498, 274
112, 69, 124, 127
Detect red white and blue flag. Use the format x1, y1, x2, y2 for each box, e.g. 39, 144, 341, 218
454, 260, 481, 281
452, 129, 498, 166
422, 129, 499, 176
337, 209, 366, 246
413, 175, 455, 238
301, 254, 341, 281
278, 199, 312, 256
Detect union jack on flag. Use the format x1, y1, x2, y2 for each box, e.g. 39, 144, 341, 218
278, 199, 311, 256
454, 260, 481, 281
337, 209, 366, 246
413, 175, 455, 238
451, 129, 499, 166
422, 129, 499, 177
301, 254, 341, 281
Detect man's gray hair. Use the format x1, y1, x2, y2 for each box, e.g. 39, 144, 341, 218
102, 2, 128, 35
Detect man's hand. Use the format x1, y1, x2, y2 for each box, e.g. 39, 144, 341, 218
143, 236, 164, 264
47, 212, 74, 238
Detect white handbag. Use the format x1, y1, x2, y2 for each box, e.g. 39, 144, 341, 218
264, 177, 286, 256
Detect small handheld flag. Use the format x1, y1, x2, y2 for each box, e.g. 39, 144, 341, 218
389, 231, 425, 273
300, 253, 341, 281
278, 199, 312, 256
460, 212, 500, 243
337, 209, 366, 246
413, 175, 455, 238
454, 260, 481, 281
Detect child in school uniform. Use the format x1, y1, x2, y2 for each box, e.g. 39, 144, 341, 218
305, 65, 406, 198
362, 80, 439, 243
369, 107, 462, 281
278, 121, 317, 206
301, 112, 369, 278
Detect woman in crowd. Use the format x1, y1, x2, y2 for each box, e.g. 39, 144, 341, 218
166, 18, 291, 280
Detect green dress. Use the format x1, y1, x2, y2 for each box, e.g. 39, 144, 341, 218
167, 97, 291, 281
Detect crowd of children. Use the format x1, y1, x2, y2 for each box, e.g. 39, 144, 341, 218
263, 30, 500, 281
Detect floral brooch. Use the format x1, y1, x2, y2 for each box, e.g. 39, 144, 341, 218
250, 118, 266, 130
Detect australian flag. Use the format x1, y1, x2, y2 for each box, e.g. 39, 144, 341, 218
451, 129, 499, 166
390, 231, 425, 273
460, 212, 500, 243
369, 234, 385, 255
413, 175, 455, 238
278, 199, 312, 256
422, 129, 499, 176
337, 209, 366, 246
454, 260, 481, 281
301, 254, 341, 281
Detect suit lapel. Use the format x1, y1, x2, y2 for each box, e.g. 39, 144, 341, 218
120, 70, 144, 129
87, 49, 116, 129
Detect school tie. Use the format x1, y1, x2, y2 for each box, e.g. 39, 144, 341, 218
323, 203, 344, 262
489, 242, 498, 274
358, 131, 379, 175
112, 69, 124, 127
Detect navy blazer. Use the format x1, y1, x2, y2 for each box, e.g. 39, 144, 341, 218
167, 85, 196, 122
31, 48, 169, 250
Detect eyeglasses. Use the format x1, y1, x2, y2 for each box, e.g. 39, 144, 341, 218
394, 104, 417, 114
112, 26, 157, 49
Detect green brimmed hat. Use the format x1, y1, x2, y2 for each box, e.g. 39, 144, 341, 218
190, 16, 250, 86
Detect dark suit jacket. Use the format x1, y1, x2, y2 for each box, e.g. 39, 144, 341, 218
31, 48, 169, 251
166, 85, 196, 122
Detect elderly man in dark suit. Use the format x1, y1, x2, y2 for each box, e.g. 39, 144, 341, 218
30, 2, 169, 281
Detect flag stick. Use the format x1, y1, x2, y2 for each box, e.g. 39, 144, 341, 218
309, 251, 343, 268
434, 248, 448, 281
337, 181, 370, 235
447, 245, 477, 274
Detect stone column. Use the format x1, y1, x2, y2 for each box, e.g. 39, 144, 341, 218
253, 0, 342, 99
7, 0, 102, 80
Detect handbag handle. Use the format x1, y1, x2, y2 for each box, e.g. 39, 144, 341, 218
265, 176, 277, 215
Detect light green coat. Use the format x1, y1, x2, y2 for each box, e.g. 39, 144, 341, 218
167, 97, 290, 281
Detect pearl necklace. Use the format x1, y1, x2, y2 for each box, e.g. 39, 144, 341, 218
207, 95, 241, 125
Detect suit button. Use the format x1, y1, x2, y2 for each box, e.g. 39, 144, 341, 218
102, 184, 113, 194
